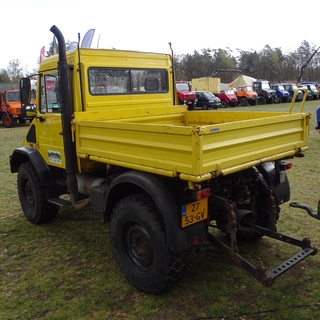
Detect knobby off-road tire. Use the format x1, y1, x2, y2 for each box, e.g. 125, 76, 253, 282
258, 96, 266, 105
110, 193, 190, 293
17, 162, 58, 224
2, 113, 17, 128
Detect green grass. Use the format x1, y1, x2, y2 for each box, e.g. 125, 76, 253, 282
2, 101, 320, 319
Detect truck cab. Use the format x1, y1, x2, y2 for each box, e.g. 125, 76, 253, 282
252, 80, 276, 105
299, 82, 319, 100
271, 84, 290, 103
216, 89, 238, 108
282, 83, 304, 102
176, 81, 197, 110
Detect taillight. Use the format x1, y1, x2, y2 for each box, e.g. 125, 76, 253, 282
195, 188, 211, 201
280, 162, 292, 170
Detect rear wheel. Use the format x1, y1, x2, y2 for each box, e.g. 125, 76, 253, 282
240, 97, 248, 106
17, 162, 58, 224
202, 104, 208, 110
110, 193, 190, 293
2, 113, 17, 128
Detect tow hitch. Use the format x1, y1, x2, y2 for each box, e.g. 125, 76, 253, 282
290, 201, 320, 220
207, 223, 317, 286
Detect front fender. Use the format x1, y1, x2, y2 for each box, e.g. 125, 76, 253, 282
10, 147, 53, 185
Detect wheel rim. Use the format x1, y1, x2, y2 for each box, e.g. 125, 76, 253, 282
3, 115, 11, 126
123, 222, 153, 272
23, 178, 35, 210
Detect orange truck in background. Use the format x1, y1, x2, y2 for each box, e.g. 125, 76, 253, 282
234, 85, 259, 106
0, 89, 35, 127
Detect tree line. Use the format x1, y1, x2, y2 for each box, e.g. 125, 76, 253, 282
175, 40, 320, 84
1, 40, 320, 85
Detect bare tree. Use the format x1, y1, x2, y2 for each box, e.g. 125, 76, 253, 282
7, 59, 24, 83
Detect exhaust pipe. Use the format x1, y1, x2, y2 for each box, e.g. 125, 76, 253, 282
50, 25, 90, 210
235, 209, 257, 234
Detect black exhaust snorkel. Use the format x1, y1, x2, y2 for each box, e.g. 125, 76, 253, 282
50, 25, 90, 210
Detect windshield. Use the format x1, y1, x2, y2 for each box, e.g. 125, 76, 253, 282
203, 91, 215, 99
261, 82, 271, 89
7, 91, 20, 102
225, 89, 235, 94
310, 85, 317, 91
277, 85, 284, 90
176, 83, 190, 91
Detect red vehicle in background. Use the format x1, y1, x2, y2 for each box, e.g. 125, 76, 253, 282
175, 81, 197, 110
216, 89, 238, 108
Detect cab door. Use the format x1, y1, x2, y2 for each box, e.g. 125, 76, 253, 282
36, 72, 66, 169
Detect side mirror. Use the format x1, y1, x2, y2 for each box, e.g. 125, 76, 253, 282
20, 78, 31, 105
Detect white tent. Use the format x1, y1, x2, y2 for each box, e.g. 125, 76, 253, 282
229, 75, 256, 87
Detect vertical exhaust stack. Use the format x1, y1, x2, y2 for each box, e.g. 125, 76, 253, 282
50, 25, 90, 210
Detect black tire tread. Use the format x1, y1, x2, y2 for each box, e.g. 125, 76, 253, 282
18, 161, 58, 224
111, 193, 190, 293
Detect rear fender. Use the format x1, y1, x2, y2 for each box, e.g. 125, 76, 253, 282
105, 170, 206, 252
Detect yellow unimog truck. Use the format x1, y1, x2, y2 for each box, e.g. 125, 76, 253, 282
10, 25, 318, 293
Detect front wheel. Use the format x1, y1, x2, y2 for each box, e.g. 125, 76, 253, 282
258, 96, 266, 105
17, 162, 58, 224
2, 113, 17, 128
110, 193, 190, 293
202, 104, 208, 110
220, 100, 227, 108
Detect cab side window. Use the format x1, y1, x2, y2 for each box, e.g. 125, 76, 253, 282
40, 74, 60, 113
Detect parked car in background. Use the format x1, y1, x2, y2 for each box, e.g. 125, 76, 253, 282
252, 80, 276, 104
176, 81, 197, 110
282, 83, 304, 102
216, 89, 238, 108
195, 91, 221, 109
233, 85, 258, 106
271, 84, 290, 103
299, 82, 319, 100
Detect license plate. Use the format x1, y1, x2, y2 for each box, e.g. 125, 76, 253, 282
181, 198, 208, 228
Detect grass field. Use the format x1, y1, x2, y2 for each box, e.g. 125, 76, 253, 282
1, 100, 320, 320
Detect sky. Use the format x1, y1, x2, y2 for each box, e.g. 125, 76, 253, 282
2, 0, 320, 73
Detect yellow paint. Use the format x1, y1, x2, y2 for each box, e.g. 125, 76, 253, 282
23, 47, 311, 183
